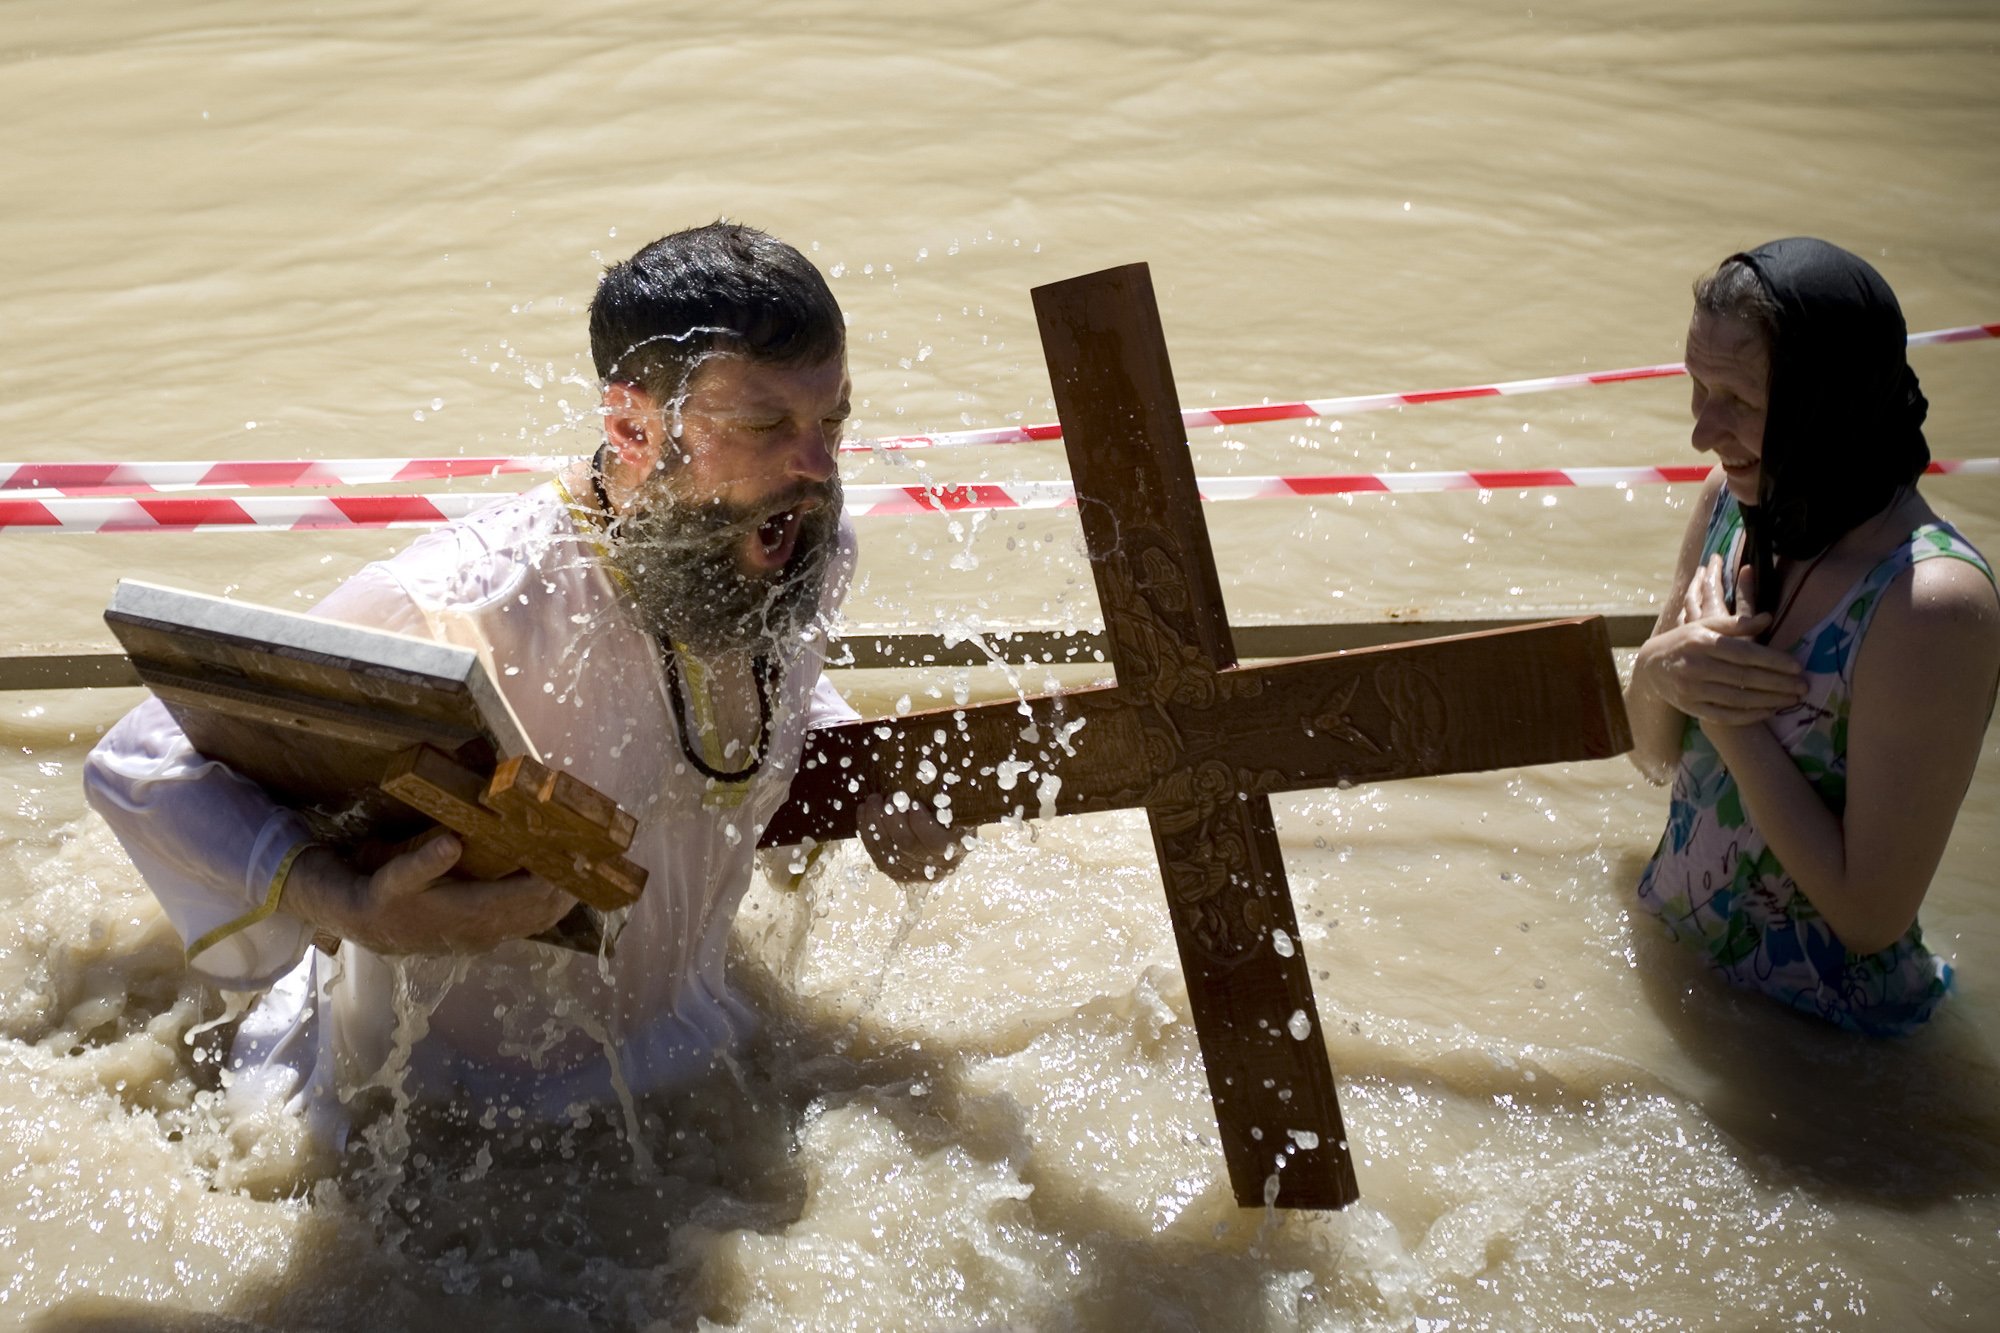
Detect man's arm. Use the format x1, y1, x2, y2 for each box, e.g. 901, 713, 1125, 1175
82, 694, 323, 987
83, 563, 570, 980
791, 513, 967, 883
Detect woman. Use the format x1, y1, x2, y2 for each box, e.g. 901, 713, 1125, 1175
1624, 237, 2000, 1035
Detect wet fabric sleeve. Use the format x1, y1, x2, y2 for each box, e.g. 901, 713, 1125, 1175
804, 673, 861, 731
81, 564, 437, 988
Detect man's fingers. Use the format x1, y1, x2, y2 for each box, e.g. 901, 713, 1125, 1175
374, 831, 463, 898
859, 792, 969, 883
421, 871, 563, 914
404, 872, 573, 945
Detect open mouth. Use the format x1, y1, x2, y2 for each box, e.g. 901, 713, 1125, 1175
751, 504, 808, 570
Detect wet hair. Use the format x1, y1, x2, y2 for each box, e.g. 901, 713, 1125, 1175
588, 222, 844, 409
1711, 238, 1931, 619
1691, 259, 1781, 348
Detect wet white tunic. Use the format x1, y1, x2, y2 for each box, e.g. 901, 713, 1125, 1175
82, 481, 858, 1143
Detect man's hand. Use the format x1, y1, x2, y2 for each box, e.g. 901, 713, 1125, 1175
281, 832, 574, 956
858, 791, 974, 884
1633, 555, 1806, 727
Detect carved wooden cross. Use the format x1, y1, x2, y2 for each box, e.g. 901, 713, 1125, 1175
380, 745, 646, 911
764, 263, 1632, 1209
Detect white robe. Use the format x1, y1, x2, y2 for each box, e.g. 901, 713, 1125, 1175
82, 481, 858, 1144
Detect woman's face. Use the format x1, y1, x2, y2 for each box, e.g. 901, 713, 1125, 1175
1684, 310, 1772, 504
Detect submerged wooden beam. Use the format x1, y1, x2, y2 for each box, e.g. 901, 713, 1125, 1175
0, 614, 1656, 691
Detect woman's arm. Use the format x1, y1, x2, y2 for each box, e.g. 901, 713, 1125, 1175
1623, 472, 1804, 781
1700, 555, 2000, 953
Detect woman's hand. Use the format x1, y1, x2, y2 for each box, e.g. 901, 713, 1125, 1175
1635, 555, 1806, 727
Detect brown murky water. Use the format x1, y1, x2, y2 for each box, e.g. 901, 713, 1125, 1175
3, 2, 1998, 1328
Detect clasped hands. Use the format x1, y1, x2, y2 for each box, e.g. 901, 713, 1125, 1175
1638, 554, 1807, 730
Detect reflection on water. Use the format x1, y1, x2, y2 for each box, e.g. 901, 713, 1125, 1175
4, 0, 2000, 1327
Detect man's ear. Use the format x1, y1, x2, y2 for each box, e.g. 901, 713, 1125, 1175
600, 382, 666, 491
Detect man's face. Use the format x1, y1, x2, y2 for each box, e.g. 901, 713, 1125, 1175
609, 351, 850, 655
1685, 310, 1771, 505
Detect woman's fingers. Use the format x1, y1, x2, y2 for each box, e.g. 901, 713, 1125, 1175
1710, 633, 1804, 676
1699, 705, 1787, 727
1735, 561, 1759, 618
1690, 679, 1803, 711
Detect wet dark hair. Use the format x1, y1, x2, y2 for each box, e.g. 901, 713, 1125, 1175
1704, 239, 1930, 618
1691, 259, 1781, 347
589, 222, 844, 407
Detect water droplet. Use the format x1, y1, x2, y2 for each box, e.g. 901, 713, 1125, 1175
1287, 1009, 1312, 1040
1272, 928, 1295, 958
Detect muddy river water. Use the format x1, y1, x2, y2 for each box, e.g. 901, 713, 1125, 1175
2, 2, 1997, 1328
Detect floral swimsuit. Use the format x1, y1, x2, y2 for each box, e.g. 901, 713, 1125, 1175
1635, 492, 1994, 1036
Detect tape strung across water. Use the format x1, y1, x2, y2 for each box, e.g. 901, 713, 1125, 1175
3, 459, 1995, 534
1, 321, 1991, 525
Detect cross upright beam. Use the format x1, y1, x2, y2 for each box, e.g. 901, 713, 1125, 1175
1033, 262, 1349, 1207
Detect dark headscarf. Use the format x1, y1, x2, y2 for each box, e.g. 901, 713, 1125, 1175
1729, 237, 1930, 615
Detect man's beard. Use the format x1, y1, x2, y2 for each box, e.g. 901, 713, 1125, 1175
606, 476, 842, 657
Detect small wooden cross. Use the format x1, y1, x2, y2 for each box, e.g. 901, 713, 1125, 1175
765, 263, 1632, 1209
379, 744, 647, 911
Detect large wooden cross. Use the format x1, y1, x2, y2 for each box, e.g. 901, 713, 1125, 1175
764, 263, 1632, 1209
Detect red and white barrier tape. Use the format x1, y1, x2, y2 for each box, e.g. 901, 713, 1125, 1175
862, 320, 1999, 452
5, 460, 1994, 533
0, 456, 563, 498
6, 321, 1992, 498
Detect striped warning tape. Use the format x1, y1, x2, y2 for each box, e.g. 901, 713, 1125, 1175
4, 321, 1991, 498
4, 460, 1994, 533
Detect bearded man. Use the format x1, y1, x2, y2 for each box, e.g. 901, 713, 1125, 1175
82, 223, 953, 1147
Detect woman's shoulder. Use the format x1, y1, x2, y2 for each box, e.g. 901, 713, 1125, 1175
1902, 545, 2000, 625
1863, 527, 2000, 668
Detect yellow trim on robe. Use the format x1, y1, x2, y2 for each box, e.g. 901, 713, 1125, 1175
185, 839, 318, 964
672, 646, 754, 810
